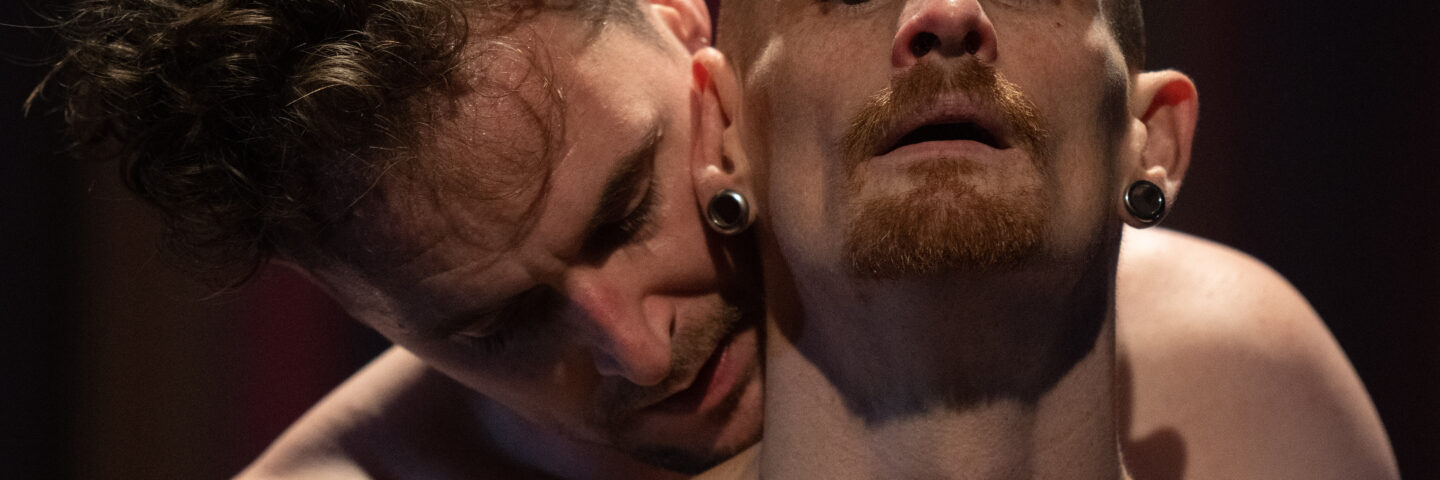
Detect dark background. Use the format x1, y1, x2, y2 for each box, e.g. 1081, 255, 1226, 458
3, 1, 1435, 478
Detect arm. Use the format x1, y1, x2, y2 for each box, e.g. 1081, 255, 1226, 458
237, 347, 516, 479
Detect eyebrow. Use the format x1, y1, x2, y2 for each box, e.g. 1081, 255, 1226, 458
584, 126, 662, 236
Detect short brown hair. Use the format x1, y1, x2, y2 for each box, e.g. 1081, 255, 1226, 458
31, 0, 645, 287
1106, 0, 1145, 71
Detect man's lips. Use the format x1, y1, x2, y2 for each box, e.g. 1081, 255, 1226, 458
872, 96, 1013, 157
643, 324, 748, 414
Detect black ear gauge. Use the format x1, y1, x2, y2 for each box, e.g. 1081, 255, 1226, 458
1123, 180, 1166, 225
706, 189, 752, 235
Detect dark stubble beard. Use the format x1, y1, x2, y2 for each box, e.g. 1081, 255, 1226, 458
841, 59, 1053, 278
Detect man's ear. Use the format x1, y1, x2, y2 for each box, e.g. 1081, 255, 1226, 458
689, 47, 754, 227
1123, 70, 1197, 223
647, 0, 712, 53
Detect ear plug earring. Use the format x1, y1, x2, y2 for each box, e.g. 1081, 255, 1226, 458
706, 189, 753, 235
1124, 180, 1166, 225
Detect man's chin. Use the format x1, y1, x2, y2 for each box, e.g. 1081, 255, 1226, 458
844, 179, 1046, 278
625, 438, 756, 475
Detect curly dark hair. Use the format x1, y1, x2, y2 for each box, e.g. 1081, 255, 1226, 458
29, 0, 644, 287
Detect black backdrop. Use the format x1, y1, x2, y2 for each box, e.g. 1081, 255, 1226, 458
1146, 2, 1438, 476
3, 1, 1435, 478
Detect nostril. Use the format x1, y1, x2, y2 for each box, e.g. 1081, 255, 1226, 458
962, 30, 983, 55
910, 31, 940, 58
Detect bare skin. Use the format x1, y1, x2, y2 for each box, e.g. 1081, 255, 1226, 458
1116, 228, 1396, 479
241, 1, 763, 478
237, 348, 679, 480
51, 0, 1392, 476
693, 227, 1397, 479
240, 227, 1397, 479
237, 0, 1394, 477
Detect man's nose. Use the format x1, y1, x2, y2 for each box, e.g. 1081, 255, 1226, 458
892, 0, 999, 69
561, 271, 672, 386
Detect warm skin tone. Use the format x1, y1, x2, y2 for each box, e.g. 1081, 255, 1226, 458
1115, 228, 1397, 479
690, 227, 1399, 480
701, 0, 1399, 478
240, 0, 1396, 478
247, 228, 1398, 479
719, 1, 1185, 476
241, 1, 765, 478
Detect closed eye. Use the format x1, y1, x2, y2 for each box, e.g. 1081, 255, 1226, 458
453, 286, 558, 354
817, 0, 875, 13
582, 127, 662, 259
456, 318, 514, 353
584, 174, 659, 256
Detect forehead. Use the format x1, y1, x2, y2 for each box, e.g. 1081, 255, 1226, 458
359, 6, 650, 241
322, 14, 673, 325
346, 26, 572, 263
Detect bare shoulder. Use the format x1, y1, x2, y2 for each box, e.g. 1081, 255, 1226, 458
1117, 227, 1319, 334
1116, 227, 1397, 479
236, 347, 503, 480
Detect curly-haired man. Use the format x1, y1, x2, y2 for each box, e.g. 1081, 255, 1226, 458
38, 0, 762, 478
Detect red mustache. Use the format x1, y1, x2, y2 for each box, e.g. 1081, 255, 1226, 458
840, 58, 1049, 172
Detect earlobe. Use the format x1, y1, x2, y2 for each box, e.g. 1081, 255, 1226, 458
1122, 70, 1198, 227
647, 0, 712, 52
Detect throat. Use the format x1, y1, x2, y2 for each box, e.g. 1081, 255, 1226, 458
760, 274, 1123, 479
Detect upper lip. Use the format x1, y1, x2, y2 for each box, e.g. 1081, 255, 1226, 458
631, 333, 729, 411
873, 94, 1013, 157
635, 318, 756, 413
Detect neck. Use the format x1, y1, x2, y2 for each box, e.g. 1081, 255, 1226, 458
759, 237, 1124, 479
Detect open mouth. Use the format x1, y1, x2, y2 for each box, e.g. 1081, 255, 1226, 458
881, 121, 1004, 156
